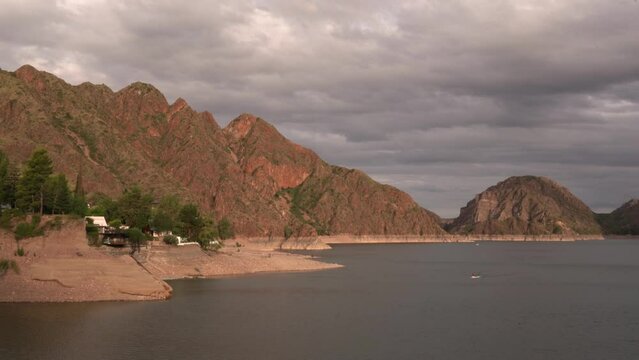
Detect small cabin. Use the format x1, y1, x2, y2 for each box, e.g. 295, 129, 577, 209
85, 216, 108, 233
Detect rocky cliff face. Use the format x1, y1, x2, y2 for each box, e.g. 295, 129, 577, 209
597, 199, 639, 235
448, 176, 602, 235
0, 65, 445, 237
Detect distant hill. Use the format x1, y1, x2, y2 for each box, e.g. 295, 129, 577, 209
597, 199, 639, 235
0, 65, 444, 237
448, 176, 602, 235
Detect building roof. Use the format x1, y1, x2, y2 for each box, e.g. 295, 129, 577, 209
85, 216, 108, 227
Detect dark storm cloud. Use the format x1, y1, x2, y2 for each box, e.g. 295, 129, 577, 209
1, 0, 638, 216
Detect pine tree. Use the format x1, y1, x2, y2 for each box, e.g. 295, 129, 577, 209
0, 150, 8, 207
177, 203, 204, 241
118, 186, 153, 229
15, 149, 54, 214
74, 163, 85, 198
44, 174, 72, 214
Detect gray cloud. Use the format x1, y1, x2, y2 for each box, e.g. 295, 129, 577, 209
1, 0, 638, 216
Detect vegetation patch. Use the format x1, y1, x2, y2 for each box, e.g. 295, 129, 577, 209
14, 215, 44, 240
0, 259, 20, 276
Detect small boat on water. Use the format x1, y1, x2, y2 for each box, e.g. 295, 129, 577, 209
470, 273, 481, 279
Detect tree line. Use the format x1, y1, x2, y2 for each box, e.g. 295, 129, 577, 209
0, 148, 86, 216
1, 148, 234, 249
89, 187, 234, 250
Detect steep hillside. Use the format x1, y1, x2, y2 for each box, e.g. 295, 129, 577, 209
597, 199, 639, 235
0, 65, 444, 237
448, 176, 602, 235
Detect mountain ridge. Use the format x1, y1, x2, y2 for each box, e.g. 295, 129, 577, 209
0, 64, 445, 237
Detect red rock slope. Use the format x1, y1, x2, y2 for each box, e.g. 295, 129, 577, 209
0, 65, 444, 237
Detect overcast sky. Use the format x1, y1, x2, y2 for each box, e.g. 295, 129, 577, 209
2, 0, 639, 217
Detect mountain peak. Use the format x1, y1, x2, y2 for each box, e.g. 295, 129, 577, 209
115, 81, 169, 115
119, 81, 164, 97
449, 175, 601, 235
225, 113, 268, 140
14, 64, 60, 92
15, 64, 39, 75
600, 198, 639, 235
625, 198, 639, 207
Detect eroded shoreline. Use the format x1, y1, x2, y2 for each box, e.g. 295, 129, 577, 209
0, 221, 610, 303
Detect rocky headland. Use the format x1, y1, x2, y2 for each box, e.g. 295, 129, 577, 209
448, 176, 603, 236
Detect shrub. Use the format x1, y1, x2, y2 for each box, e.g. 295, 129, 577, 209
163, 234, 178, 245
284, 225, 293, 240
87, 231, 100, 246
14, 221, 43, 240
0, 209, 23, 230
14, 247, 25, 257
0, 212, 13, 230
108, 219, 122, 229
31, 214, 41, 226
127, 227, 146, 253
218, 218, 235, 240
44, 216, 63, 231
0, 259, 20, 276
85, 221, 98, 233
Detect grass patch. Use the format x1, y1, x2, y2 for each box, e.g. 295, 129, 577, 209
14, 215, 44, 240
0, 259, 20, 276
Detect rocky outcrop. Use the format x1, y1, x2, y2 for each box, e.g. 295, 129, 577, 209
597, 199, 639, 235
0, 65, 444, 237
448, 176, 602, 235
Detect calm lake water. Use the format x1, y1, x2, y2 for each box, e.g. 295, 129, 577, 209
2, 240, 639, 360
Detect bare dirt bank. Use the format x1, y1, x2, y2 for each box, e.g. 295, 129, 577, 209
0, 219, 340, 303
319, 234, 604, 244
0, 218, 171, 303
237, 234, 604, 249
137, 240, 341, 280
0, 218, 605, 303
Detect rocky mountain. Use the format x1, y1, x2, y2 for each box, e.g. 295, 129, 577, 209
448, 176, 602, 235
597, 199, 639, 235
0, 65, 445, 237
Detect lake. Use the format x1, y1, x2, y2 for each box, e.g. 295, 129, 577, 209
1, 240, 639, 360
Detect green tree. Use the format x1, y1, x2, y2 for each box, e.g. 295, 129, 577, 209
15, 149, 54, 214
151, 195, 182, 232
44, 174, 71, 214
74, 165, 85, 198
117, 186, 152, 229
218, 217, 234, 240
88, 193, 119, 220
151, 210, 174, 232
177, 203, 204, 241
127, 227, 146, 254
69, 192, 88, 216
1, 164, 19, 209
284, 225, 293, 240
0, 150, 8, 207
198, 226, 219, 250
158, 195, 182, 216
